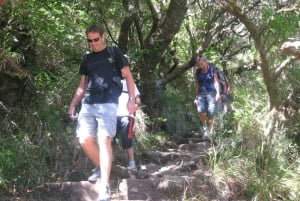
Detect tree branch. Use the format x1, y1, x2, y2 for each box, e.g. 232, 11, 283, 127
274, 57, 299, 79
144, 0, 159, 45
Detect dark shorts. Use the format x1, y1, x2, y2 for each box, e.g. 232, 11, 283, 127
115, 116, 135, 149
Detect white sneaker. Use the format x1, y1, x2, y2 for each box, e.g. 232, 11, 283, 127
98, 184, 110, 201
88, 167, 101, 183
127, 165, 137, 171
127, 161, 137, 171
202, 127, 211, 141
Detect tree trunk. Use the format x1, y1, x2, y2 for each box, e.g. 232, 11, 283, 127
222, 1, 281, 110
138, 0, 188, 116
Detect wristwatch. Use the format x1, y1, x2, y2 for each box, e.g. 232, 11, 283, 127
129, 97, 135, 102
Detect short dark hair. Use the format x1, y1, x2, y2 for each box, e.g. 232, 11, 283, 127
85, 24, 105, 35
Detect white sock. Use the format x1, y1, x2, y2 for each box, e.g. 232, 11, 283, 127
129, 160, 136, 167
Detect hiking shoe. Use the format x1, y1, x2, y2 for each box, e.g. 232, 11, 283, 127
202, 134, 211, 142
127, 165, 137, 171
98, 184, 110, 201
202, 127, 211, 141
88, 167, 101, 183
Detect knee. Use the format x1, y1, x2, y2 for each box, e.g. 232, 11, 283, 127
98, 135, 112, 146
79, 136, 95, 147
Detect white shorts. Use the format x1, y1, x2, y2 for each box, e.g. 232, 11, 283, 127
76, 103, 118, 140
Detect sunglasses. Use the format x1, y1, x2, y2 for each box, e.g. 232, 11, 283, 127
87, 37, 100, 43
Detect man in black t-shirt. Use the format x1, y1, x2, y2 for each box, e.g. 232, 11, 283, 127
68, 24, 136, 201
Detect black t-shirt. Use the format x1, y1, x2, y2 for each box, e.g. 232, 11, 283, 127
79, 46, 129, 104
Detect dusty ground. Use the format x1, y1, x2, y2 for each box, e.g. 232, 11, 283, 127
1, 131, 248, 201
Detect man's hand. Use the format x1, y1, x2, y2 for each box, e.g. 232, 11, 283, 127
193, 98, 198, 106
67, 107, 78, 121
127, 100, 136, 115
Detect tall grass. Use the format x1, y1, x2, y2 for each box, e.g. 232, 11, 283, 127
0, 65, 80, 195
207, 71, 300, 200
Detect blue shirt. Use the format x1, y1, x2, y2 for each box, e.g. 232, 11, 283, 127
196, 64, 217, 93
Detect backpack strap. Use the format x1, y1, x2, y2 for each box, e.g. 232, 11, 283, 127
107, 46, 117, 74
208, 63, 216, 79
107, 46, 123, 90
82, 52, 90, 64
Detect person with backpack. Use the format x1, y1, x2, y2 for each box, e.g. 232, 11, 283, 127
217, 70, 232, 113
115, 79, 141, 170
193, 54, 221, 140
67, 24, 136, 201
88, 80, 141, 182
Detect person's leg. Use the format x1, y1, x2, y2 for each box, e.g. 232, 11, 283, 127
79, 137, 100, 167
119, 116, 136, 169
207, 91, 218, 135
95, 103, 117, 200
207, 116, 215, 134
196, 94, 208, 127
76, 104, 101, 182
199, 112, 207, 127
196, 94, 210, 138
80, 136, 101, 182
76, 103, 100, 167
197, 94, 212, 139
126, 147, 134, 163
98, 134, 113, 184
76, 106, 101, 182
223, 102, 228, 113
221, 94, 230, 113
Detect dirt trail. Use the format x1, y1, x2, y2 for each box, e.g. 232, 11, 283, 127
2, 131, 246, 201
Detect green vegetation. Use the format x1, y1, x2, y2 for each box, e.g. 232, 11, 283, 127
207, 71, 300, 201
1, 0, 300, 200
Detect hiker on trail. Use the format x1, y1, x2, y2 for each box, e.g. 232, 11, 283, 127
218, 71, 232, 113
68, 24, 136, 201
115, 80, 140, 170
88, 80, 141, 182
193, 54, 221, 140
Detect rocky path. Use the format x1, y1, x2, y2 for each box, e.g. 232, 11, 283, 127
3, 131, 245, 201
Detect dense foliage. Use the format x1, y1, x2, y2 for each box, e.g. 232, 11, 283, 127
0, 0, 299, 200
